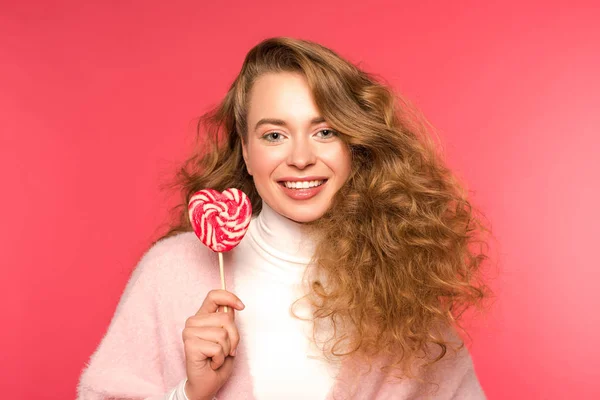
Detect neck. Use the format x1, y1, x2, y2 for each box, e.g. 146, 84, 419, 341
250, 201, 316, 264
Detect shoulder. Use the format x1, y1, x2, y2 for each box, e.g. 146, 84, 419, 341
417, 327, 485, 398
129, 231, 220, 290
142, 231, 207, 264
372, 326, 485, 399
402, 325, 475, 380
118, 231, 222, 318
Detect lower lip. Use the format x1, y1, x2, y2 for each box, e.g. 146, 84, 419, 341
279, 181, 327, 200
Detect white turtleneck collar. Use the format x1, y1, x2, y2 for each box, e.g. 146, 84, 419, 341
248, 201, 316, 266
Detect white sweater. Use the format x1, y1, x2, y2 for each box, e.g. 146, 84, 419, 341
231, 202, 339, 398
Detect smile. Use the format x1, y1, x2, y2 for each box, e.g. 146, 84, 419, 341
280, 180, 326, 189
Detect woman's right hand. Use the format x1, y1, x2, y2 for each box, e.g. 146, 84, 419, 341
182, 289, 245, 400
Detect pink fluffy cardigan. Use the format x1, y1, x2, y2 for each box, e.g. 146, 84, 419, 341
76, 232, 486, 399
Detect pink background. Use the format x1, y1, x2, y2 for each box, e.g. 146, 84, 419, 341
1, 1, 599, 398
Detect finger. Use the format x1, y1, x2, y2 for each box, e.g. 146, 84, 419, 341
185, 337, 226, 370
216, 355, 235, 377
182, 326, 231, 357
186, 310, 234, 328
197, 289, 245, 315
184, 315, 240, 356
216, 306, 235, 321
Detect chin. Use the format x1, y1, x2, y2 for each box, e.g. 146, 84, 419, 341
281, 204, 329, 223
284, 213, 321, 223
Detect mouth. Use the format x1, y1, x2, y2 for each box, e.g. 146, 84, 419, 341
278, 179, 327, 190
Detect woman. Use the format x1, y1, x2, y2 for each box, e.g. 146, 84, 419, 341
77, 37, 492, 399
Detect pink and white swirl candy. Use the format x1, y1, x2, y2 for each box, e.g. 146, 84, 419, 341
188, 188, 252, 252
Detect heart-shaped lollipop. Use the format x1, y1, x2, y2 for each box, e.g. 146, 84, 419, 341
188, 188, 252, 252
188, 188, 252, 312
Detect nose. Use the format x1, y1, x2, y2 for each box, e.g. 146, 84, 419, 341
287, 136, 316, 169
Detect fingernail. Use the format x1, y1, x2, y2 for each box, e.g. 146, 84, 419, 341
237, 300, 245, 309
231, 348, 237, 356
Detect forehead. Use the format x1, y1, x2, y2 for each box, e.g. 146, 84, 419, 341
247, 72, 319, 122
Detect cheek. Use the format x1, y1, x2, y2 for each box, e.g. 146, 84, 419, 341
322, 143, 352, 178
247, 145, 285, 179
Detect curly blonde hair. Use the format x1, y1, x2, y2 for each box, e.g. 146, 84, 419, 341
159, 37, 494, 392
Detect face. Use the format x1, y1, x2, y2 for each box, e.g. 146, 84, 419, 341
242, 72, 352, 223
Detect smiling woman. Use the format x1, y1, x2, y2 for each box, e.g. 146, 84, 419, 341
242, 72, 352, 222
77, 37, 493, 400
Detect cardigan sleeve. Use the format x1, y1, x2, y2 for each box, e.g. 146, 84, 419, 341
76, 245, 184, 400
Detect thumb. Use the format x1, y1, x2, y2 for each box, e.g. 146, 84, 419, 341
215, 355, 236, 383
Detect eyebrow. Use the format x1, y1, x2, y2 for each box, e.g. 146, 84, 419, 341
254, 116, 326, 132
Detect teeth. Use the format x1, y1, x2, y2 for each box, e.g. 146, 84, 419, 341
283, 180, 325, 189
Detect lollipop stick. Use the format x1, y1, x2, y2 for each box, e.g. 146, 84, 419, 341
218, 252, 228, 313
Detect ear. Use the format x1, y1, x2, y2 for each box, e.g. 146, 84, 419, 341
241, 140, 253, 176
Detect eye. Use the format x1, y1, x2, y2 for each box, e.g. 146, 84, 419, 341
315, 129, 338, 139
261, 132, 285, 142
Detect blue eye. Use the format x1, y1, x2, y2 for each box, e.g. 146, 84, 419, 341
262, 132, 284, 142
316, 129, 338, 139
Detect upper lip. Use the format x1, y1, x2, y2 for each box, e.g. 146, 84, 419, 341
277, 176, 328, 182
